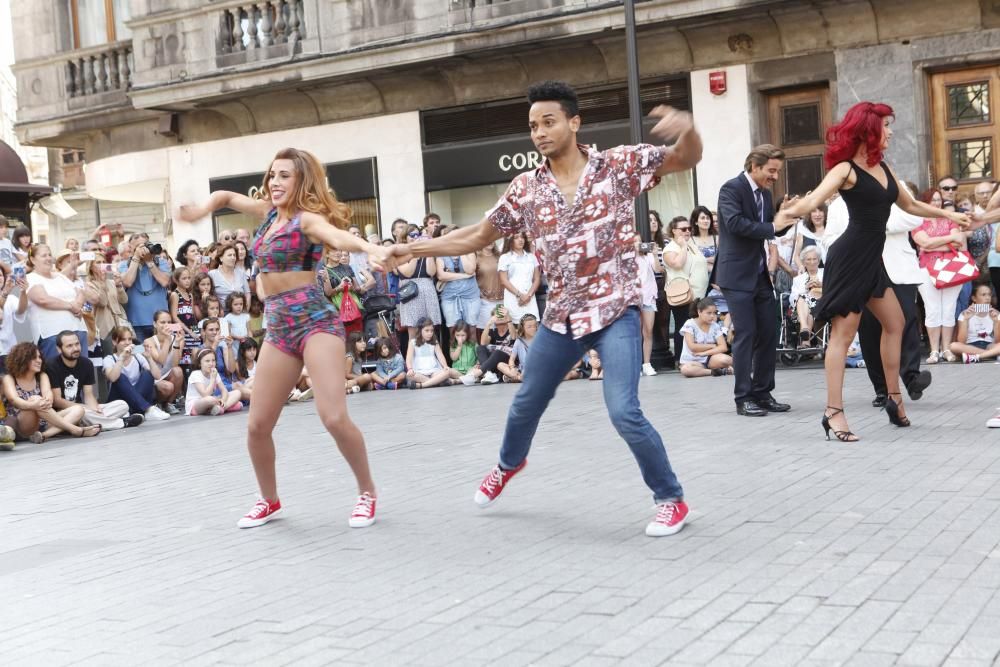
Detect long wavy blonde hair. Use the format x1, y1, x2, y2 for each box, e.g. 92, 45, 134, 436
258, 148, 352, 230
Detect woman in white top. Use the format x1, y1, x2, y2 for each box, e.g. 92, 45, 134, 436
208, 245, 248, 313
25, 245, 89, 361
662, 216, 709, 359
102, 325, 171, 422
948, 284, 1000, 363
789, 246, 825, 345
636, 240, 660, 377
498, 231, 540, 323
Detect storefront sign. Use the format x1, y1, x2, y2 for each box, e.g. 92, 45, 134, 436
209, 157, 378, 211
422, 120, 654, 191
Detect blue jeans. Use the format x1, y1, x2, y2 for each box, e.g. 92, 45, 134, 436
498, 307, 684, 502
39, 331, 88, 364
108, 369, 156, 413
132, 325, 155, 344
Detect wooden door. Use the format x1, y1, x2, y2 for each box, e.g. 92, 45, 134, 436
930, 66, 997, 186
766, 86, 832, 200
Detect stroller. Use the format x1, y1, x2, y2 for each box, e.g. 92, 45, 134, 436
362, 293, 399, 352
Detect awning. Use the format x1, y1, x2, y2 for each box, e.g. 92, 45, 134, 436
85, 148, 169, 204
38, 193, 79, 219
0, 140, 52, 198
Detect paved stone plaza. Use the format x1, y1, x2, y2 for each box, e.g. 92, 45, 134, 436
2, 362, 999, 666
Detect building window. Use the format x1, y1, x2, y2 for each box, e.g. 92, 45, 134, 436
766, 85, 832, 200
68, 0, 131, 49
947, 82, 990, 127
931, 67, 1000, 185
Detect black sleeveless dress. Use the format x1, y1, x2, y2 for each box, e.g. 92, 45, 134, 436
814, 160, 898, 322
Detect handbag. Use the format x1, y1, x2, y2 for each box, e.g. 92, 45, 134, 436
398, 280, 419, 303
339, 283, 362, 323
926, 249, 980, 288
665, 277, 694, 307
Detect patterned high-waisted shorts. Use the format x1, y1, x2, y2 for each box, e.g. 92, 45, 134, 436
264, 284, 345, 359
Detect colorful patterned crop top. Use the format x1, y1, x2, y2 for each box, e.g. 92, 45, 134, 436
252, 208, 324, 273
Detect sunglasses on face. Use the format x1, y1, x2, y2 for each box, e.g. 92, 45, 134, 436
676, 227, 692, 232
941, 185, 958, 191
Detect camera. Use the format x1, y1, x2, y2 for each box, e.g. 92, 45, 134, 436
144, 242, 163, 256
639, 242, 655, 254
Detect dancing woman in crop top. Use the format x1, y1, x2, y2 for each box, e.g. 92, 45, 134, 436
178, 147, 395, 531
774, 102, 969, 442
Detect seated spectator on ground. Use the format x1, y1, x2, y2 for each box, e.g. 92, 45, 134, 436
2, 341, 100, 442
678, 298, 734, 378
406, 317, 460, 389
497, 314, 539, 384
587, 349, 603, 380
449, 320, 482, 385
949, 284, 1000, 363
0, 265, 29, 373
119, 233, 171, 343
199, 317, 238, 394
345, 331, 373, 394
102, 326, 171, 422
142, 310, 186, 414
477, 305, 516, 385
26, 244, 89, 360
790, 246, 824, 346
289, 367, 314, 402
372, 337, 405, 390
846, 333, 866, 368
185, 348, 243, 416
231, 338, 258, 403
47, 331, 142, 431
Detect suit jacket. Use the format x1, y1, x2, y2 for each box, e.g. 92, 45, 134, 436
714, 172, 783, 290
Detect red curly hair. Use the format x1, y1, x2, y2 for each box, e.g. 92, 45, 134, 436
824, 102, 894, 170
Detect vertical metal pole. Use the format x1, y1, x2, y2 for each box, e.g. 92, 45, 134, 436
624, 0, 650, 241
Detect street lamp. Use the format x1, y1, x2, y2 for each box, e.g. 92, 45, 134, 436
624, 0, 650, 241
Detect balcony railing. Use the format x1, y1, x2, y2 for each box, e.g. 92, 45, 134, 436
64, 42, 133, 99
218, 1, 306, 58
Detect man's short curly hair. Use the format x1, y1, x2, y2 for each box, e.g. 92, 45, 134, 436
527, 80, 580, 118
5, 342, 42, 378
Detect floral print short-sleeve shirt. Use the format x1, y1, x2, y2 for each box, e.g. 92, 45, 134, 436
486, 143, 666, 338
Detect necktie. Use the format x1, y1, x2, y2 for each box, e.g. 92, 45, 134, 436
754, 188, 765, 272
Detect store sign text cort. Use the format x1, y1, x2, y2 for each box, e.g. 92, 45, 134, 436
499, 151, 543, 172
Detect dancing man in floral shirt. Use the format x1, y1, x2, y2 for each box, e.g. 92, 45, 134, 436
395, 81, 703, 537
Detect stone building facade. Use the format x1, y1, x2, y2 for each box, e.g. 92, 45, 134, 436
10, 0, 1000, 246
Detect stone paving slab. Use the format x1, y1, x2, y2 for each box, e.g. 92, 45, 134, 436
2, 362, 1000, 666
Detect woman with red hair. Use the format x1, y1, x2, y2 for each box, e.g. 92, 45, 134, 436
775, 102, 968, 441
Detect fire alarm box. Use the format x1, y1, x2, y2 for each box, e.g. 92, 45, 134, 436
709, 71, 727, 96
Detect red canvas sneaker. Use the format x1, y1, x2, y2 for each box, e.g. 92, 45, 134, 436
474, 460, 527, 508
237, 497, 282, 529
348, 492, 377, 528
645, 500, 689, 537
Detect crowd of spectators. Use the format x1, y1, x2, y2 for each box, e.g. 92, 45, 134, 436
1, 172, 998, 447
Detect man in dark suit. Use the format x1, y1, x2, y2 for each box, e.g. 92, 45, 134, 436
715, 145, 798, 416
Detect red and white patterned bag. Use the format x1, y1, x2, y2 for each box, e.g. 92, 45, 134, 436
926, 250, 980, 289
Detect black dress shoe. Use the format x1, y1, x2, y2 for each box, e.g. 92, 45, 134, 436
872, 393, 887, 408
736, 400, 768, 417
907, 370, 932, 401
758, 397, 791, 412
